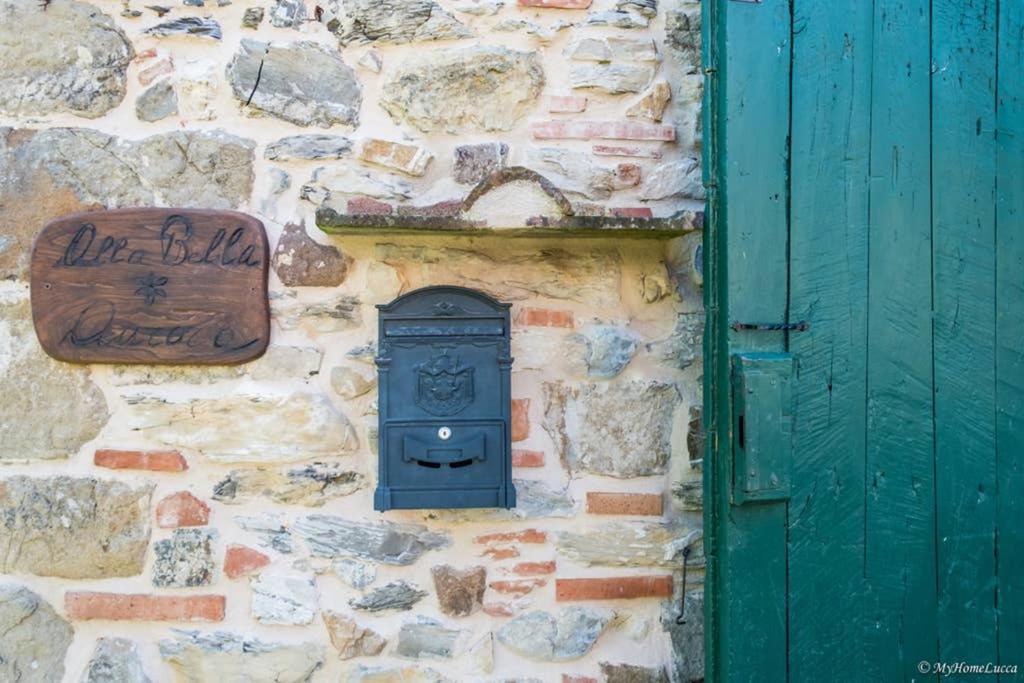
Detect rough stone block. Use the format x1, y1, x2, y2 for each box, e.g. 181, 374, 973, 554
0, 476, 152, 579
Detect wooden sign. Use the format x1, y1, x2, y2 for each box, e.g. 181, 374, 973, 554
31, 208, 270, 365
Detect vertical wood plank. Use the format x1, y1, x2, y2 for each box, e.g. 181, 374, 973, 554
787, 1, 873, 678
708, 0, 792, 679
995, 0, 1024, 666
863, 1, 938, 678
931, 0, 999, 665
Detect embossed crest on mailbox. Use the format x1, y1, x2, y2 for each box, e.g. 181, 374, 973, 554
375, 286, 517, 511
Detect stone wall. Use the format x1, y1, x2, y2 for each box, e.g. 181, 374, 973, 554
0, 0, 704, 681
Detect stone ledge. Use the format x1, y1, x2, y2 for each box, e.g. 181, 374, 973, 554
316, 207, 701, 238
316, 166, 702, 239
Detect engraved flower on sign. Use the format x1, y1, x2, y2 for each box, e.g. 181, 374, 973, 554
135, 271, 168, 305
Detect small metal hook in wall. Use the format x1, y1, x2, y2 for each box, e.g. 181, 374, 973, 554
675, 545, 692, 624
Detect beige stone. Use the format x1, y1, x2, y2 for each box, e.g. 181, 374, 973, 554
331, 366, 377, 399
213, 463, 364, 505
556, 522, 699, 568
0, 296, 109, 461
124, 393, 357, 463
376, 243, 621, 309
365, 262, 407, 301
627, 80, 672, 122
323, 611, 387, 659
543, 380, 682, 477
271, 292, 363, 333
380, 46, 544, 133
360, 139, 433, 176
0, 1, 132, 118
159, 631, 324, 683
0, 476, 152, 579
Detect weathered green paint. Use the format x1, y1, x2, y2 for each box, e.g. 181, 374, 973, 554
996, 0, 1024, 665
788, 1, 874, 678
932, 0, 999, 666
702, 1, 790, 681
704, 0, 1021, 679
864, 0, 938, 678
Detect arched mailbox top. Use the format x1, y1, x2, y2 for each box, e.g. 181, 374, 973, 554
376, 285, 511, 316
377, 285, 512, 341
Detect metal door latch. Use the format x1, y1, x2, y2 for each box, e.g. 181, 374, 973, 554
675, 545, 692, 624
731, 320, 810, 332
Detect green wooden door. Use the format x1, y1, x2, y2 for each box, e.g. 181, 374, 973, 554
702, 1, 1023, 680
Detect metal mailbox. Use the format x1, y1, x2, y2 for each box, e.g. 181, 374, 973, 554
374, 285, 517, 511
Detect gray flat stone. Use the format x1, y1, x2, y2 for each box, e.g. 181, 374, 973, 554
82, 638, 151, 683
228, 39, 361, 127
496, 607, 613, 661
0, 476, 152, 578
293, 516, 450, 564
349, 581, 427, 612
0, 584, 74, 683
265, 135, 353, 161
0, 1, 132, 118
146, 16, 223, 39
136, 79, 178, 122
324, 0, 472, 45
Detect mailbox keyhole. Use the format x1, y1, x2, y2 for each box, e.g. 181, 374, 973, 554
438, 426, 452, 440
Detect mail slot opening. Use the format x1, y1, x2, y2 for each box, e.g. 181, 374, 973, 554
374, 285, 517, 511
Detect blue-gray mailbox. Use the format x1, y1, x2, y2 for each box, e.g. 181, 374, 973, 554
374, 285, 517, 511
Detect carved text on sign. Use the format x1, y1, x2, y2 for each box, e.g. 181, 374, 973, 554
31, 208, 270, 365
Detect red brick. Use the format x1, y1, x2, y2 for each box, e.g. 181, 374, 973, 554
65, 592, 225, 621
615, 163, 642, 187
512, 449, 545, 467
518, 0, 592, 6
610, 207, 654, 219
516, 307, 575, 328
224, 544, 270, 579
347, 196, 393, 215
593, 144, 663, 159
484, 602, 515, 617
138, 57, 173, 86
489, 578, 547, 596
586, 492, 663, 516
531, 120, 676, 142
555, 576, 673, 601
156, 491, 210, 528
563, 676, 599, 683
474, 529, 547, 545
512, 561, 556, 576
481, 546, 520, 560
511, 398, 530, 442
94, 449, 187, 472
396, 199, 463, 218
549, 95, 588, 113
